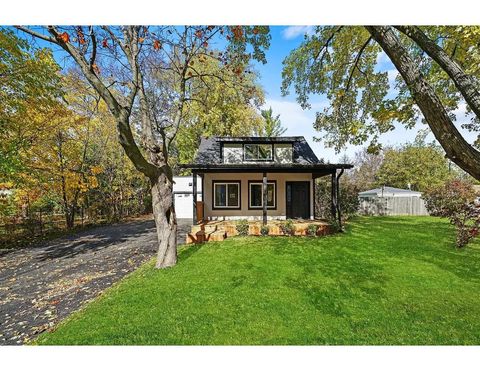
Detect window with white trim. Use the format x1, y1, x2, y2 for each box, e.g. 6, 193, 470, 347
213, 182, 240, 208
249, 182, 276, 209
244, 144, 273, 161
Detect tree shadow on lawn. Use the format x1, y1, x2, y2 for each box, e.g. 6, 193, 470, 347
178, 243, 204, 263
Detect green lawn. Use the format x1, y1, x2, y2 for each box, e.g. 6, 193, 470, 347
36, 216, 480, 345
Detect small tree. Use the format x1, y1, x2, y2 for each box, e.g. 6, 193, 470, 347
255, 107, 286, 137
423, 180, 480, 248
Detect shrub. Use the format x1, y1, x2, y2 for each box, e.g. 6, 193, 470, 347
236, 219, 249, 236
260, 225, 269, 236
314, 179, 359, 221
423, 179, 480, 248
280, 219, 295, 236
306, 224, 318, 236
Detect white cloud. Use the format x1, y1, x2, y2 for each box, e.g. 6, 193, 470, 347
282, 26, 315, 40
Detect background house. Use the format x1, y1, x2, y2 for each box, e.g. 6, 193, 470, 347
358, 186, 429, 216
173, 176, 203, 219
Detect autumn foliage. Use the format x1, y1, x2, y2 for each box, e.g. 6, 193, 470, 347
423, 180, 480, 248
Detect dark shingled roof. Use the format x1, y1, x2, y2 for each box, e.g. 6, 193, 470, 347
191, 136, 321, 165
180, 136, 353, 172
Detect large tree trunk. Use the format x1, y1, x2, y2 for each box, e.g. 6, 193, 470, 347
395, 26, 480, 120
366, 26, 480, 181
150, 172, 177, 269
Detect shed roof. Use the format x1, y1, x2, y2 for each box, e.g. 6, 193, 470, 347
359, 186, 422, 197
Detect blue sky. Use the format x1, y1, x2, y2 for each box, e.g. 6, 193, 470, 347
255, 26, 477, 163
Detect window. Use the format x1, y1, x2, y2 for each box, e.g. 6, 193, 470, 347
244, 144, 273, 161
213, 182, 240, 209
249, 181, 276, 209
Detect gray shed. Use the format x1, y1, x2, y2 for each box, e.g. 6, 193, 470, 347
358, 186, 429, 216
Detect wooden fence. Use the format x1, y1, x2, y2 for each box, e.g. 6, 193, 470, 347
359, 196, 429, 216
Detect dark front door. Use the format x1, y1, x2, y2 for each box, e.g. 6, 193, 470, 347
286, 181, 310, 219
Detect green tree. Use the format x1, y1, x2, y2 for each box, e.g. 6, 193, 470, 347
282, 26, 480, 180
171, 53, 266, 169
0, 28, 61, 178
255, 107, 286, 137
376, 143, 452, 191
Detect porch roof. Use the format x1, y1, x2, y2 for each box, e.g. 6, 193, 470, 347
180, 162, 353, 174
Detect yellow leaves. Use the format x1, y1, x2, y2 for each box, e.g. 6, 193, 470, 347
90, 166, 103, 175
0, 182, 14, 190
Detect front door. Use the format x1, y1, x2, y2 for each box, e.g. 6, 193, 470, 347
286, 181, 310, 219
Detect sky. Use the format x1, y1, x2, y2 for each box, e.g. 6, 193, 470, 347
254, 26, 477, 163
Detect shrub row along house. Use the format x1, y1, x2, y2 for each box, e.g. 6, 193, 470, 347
180, 136, 352, 242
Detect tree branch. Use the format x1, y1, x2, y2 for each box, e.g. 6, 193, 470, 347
395, 25, 480, 120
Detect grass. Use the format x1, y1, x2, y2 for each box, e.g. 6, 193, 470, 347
36, 216, 480, 345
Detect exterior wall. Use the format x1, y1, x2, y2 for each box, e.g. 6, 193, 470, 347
202, 172, 314, 220
173, 176, 202, 193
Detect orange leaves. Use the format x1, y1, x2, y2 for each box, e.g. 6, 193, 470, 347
231, 26, 244, 40
253, 27, 259, 35
153, 39, 161, 50
195, 30, 203, 39
203, 41, 208, 48
233, 66, 243, 76
139, 37, 145, 43
92, 64, 100, 74
58, 32, 70, 43
76, 27, 85, 45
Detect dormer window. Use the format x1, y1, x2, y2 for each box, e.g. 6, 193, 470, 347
243, 143, 273, 161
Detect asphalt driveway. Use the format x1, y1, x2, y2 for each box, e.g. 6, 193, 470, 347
0, 216, 192, 345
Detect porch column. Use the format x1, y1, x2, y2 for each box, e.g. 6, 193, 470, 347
330, 170, 337, 221
336, 169, 345, 231
192, 171, 197, 224
262, 172, 268, 225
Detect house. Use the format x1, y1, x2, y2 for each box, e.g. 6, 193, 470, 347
180, 136, 353, 226
358, 186, 429, 216
172, 176, 203, 219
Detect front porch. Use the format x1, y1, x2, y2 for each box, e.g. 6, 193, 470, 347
185, 219, 332, 244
